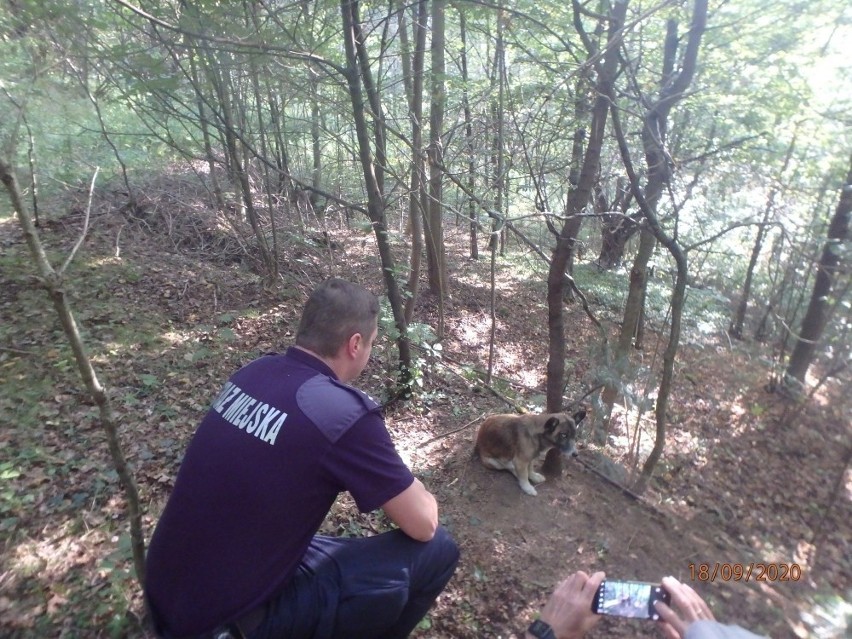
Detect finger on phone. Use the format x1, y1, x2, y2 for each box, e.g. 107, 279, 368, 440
657, 621, 683, 639
654, 599, 687, 636
660, 576, 715, 624
662, 577, 696, 610
584, 571, 605, 597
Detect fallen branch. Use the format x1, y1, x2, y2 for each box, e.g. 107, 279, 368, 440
0, 346, 34, 356
417, 412, 487, 448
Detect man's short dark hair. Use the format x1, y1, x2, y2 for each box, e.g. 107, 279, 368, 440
295, 278, 380, 357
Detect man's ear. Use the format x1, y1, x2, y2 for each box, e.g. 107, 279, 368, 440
346, 332, 363, 358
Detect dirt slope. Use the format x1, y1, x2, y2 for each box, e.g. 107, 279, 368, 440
0, 188, 848, 638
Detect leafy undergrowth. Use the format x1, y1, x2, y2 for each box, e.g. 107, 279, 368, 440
0, 179, 848, 638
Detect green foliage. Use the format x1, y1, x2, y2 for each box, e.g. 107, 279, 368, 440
407, 322, 444, 396
571, 263, 629, 315
569, 260, 732, 340
1, 0, 176, 203
96, 532, 137, 637
377, 295, 444, 400
377, 296, 402, 345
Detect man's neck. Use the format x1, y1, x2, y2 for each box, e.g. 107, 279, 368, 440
292, 345, 347, 381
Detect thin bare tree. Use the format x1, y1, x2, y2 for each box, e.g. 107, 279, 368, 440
0, 159, 147, 587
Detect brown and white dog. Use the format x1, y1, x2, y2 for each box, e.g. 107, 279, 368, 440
473, 410, 587, 496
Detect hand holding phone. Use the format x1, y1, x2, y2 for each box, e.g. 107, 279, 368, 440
591, 579, 670, 621
535, 571, 605, 639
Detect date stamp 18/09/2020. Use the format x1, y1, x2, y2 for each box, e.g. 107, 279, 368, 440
689, 562, 803, 583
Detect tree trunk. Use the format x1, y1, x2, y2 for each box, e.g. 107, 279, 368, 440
425, 0, 447, 331
614, 17, 679, 358
785, 156, 852, 385
187, 47, 226, 211
730, 134, 797, 339
341, 0, 413, 390
266, 81, 292, 196
562, 81, 590, 280
609, 0, 708, 489
398, 0, 428, 324
353, 12, 387, 198
611, 2, 706, 364
596, 179, 638, 269
755, 225, 793, 343
310, 69, 323, 208
0, 159, 147, 588
546, 0, 626, 412
203, 48, 277, 279
459, 8, 478, 260
246, 2, 280, 267
492, 4, 506, 259
597, 217, 638, 269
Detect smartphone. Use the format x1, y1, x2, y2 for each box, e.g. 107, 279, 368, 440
591, 580, 670, 620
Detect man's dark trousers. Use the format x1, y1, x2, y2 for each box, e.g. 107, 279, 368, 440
250, 525, 459, 639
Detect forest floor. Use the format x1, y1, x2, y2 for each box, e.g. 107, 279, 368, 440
0, 177, 849, 638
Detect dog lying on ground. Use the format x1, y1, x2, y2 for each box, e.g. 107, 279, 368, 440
473, 410, 587, 496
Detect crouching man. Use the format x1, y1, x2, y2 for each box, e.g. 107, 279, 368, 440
145, 278, 459, 639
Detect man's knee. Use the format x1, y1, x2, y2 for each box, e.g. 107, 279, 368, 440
430, 525, 460, 567
414, 525, 459, 591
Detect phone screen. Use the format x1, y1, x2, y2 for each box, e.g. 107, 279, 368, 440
592, 580, 670, 620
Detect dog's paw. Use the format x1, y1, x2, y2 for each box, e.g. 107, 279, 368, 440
520, 482, 538, 496
529, 471, 546, 484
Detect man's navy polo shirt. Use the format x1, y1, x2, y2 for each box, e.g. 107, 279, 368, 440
144, 347, 415, 637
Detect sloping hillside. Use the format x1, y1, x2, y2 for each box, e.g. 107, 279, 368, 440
0, 182, 848, 637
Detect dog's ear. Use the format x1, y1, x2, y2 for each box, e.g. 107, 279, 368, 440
572, 409, 587, 425
544, 416, 560, 433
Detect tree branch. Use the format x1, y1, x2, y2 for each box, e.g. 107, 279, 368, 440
60, 167, 99, 275
110, 0, 347, 75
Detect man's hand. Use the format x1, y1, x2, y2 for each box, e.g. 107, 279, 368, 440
529, 570, 605, 639
654, 576, 716, 639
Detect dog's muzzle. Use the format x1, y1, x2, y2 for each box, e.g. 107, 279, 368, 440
559, 441, 579, 457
